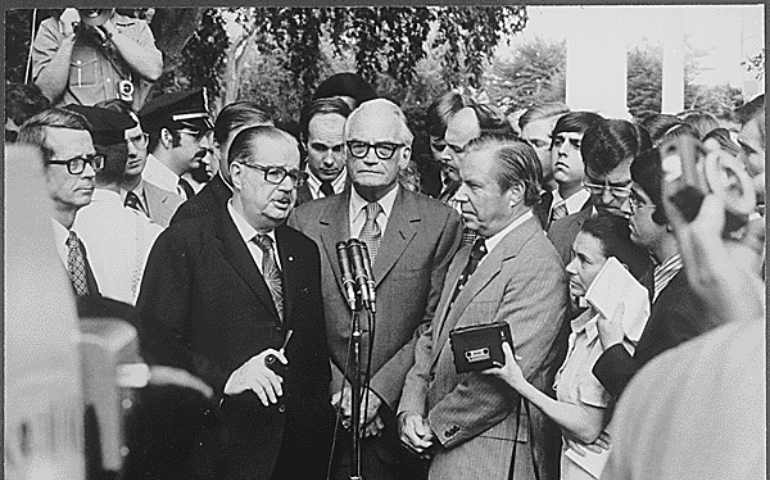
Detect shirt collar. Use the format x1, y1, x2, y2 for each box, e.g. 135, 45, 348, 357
483, 210, 534, 254
350, 183, 399, 222
306, 168, 346, 196
227, 200, 276, 245
570, 309, 601, 343
553, 188, 591, 215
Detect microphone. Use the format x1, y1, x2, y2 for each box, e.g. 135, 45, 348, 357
359, 243, 376, 313
346, 239, 373, 311
336, 242, 357, 311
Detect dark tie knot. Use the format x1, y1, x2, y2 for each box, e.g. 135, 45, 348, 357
471, 238, 487, 260
66, 230, 80, 248
254, 233, 274, 252
320, 180, 334, 197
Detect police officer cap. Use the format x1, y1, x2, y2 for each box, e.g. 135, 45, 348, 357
139, 88, 214, 132
64, 104, 137, 146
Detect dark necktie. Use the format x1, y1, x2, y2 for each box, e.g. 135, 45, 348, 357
451, 238, 488, 305
178, 177, 195, 199
124, 190, 148, 216
359, 202, 383, 264
320, 180, 334, 197
66, 230, 98, 297
254, 234, 284, 322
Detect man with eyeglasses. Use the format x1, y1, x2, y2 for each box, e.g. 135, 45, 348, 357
18, 107, 129, 315
139, 88, 214, 201
64, 105, 163, 306
136, 125, 335, 479
541, 111, 604, 230
288, 98, 462, 480
548, 119, 653, 269
295, 97, 352, 205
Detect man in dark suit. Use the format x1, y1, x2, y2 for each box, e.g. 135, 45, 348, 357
535, 111, 603, 229
288, 98, 463, 480
295, 97, 352, 205
398, 139, 567, 480
136, 126, 334, 479
170, 101, 273, 223
591, 147, 715, 398
547, 119, 652, 275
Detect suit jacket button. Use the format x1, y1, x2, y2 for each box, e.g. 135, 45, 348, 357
444, 429, 452, 437
278, 404, 286, 413
275, 325, 283, 332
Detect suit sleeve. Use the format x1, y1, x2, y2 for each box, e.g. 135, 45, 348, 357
428, 251, 568, 449
369, 208, 463, 409
592, 344, 636, 398
397, 321, 434, 417
135, 230, 230, 397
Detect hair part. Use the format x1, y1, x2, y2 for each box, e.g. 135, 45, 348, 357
465, 138, 542, 206
426, 91, 469, 138
518, 102, 570, 130
641, 113, 682, 147
18, 108, 93, 162
214, 101, 273, 146
581, 119, 652, 177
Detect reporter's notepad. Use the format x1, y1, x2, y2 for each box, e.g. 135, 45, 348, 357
583, 257, 651, 343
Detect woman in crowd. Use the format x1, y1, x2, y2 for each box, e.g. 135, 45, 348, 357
483, 213, 649, 480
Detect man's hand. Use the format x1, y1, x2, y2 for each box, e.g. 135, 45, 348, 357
224, 349, 287, 407
596, 303, 625, 350
332, 386, 383, 435
58, 9, 79, 37
398, 411, 435, 454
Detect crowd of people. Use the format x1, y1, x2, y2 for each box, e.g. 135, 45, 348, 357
4, 7, 766, 480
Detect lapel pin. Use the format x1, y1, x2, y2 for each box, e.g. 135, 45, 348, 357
288, 256, 294, 262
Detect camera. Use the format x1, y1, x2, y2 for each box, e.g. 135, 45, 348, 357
659, 134, 756, 236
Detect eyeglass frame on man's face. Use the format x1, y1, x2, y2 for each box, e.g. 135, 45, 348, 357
236, 162, 308, 188
48, 153, 106, 175
347, 141, 405, 160
582, 179, 633, 199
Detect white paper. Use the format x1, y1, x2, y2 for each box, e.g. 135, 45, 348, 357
583, 257, 650, 343
564, 442, 611, 478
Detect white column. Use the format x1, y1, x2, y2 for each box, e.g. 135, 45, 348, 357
661, 8, 685, 114
565, 6, 630, 119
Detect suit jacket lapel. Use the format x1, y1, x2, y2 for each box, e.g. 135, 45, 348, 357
215, 211, 280, 321
318, 191, 352, 296
430, 216, 542, 367
372, 188, 419, 286
276, 225, 300, 325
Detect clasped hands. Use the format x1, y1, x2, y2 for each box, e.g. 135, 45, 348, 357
224, 348, 288, 407
332, 386, 385, 437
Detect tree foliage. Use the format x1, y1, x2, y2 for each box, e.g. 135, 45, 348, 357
483, 37, 567, 115
742, 49, 765, 81
627, 46, 664, 121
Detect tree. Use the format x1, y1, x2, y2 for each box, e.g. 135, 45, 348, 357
627, 45, 663, 121
483, 37, 567, 115
742, 49, 765, 81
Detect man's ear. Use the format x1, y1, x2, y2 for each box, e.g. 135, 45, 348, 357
229, 161, 243, 191
507, 182, 525, 208
160, 128, 173, 148
398, 145, 412, 169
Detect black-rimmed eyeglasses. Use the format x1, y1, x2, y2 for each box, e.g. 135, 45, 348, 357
238, 162, 308, 187
48, 154, 105, 175
347, 141, 405, 160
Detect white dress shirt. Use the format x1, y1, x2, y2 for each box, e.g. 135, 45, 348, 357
551, 188, 590, 217
349, 184, 399, 238
74, 189, 164, 305
306, 169, 347, 200
227, 200, 281, 272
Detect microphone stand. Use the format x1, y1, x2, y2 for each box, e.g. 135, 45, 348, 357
349, 297, 363, 480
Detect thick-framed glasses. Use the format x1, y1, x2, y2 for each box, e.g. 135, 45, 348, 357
238, 162, 308, 187
582, 180, 632, 199
127, 132, 149, 148
48, 154, 105, 175
347, 141, 405, 160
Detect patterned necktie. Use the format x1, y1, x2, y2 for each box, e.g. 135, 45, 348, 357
124, 190, 148, 216
451, 238, 488, 305
66, 231, 92, 297
254, 234, 284, 322
550, 200, 569, 227
359, 202, 383, 264
320, 180, 334, 197
178, 177, 195, 199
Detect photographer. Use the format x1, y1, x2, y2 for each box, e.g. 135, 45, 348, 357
31, 8, 162, 108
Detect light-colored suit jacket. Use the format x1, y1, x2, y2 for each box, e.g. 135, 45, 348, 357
144, 180, 184, 228
400, 214, 568, 480
287, 186, 462, 409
